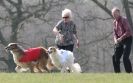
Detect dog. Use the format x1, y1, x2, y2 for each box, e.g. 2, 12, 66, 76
5, 43, 53, 73
47, 46, 82, 73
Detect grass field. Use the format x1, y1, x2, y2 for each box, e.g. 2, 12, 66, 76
0, 73, 133, 83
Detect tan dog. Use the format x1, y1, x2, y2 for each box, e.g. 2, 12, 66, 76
5, 43, 53, 73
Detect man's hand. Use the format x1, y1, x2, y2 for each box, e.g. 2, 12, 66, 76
114, 37, 118, 44
59, 34, 64, 43
117, 38, 122, 43
76, 39, 79, 48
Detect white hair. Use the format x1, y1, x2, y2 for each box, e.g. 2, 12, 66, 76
111, 7, 120, 14
62, 8, 72, 19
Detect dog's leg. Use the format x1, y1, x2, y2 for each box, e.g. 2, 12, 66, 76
66, 67, 71, 73
38, 64, 47, 73
34, 62, 42, 73
37, 48, 50, 73
46, 58, 57, 72
61, 67, 66, 73
39, 66, 49, 73
15, 66, 31, 73
61, 64, 68, 73
38, 59, 50, 73
15, 66, 22, 73
29, 63, 34, 73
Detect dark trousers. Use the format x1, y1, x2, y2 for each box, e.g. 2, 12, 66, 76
112, 36, 132, 73
57, 44, 74, 52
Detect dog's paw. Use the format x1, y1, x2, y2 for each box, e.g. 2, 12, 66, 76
15, 66, 31, 73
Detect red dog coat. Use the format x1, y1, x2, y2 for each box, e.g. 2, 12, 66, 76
19, 47, 42, 62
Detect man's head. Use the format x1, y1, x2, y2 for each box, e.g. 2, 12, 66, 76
112, 7, 120, 20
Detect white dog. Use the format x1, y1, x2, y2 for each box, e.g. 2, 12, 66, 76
48, 46, 82, 73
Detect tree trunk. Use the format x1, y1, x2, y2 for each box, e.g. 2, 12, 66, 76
122, 0, 133, 54
122, 0, 133, 30
10, 21, 19, 43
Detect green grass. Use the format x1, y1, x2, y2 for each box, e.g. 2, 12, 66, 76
0, 73, 133, 83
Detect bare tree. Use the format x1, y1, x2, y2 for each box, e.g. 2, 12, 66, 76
122, 0, 133, 31
91, 0, 133, 30
70, 1, 113, 72
0, 0, 71, 72
90, 0, 133, 72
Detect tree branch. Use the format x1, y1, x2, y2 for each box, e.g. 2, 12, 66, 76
5, 0, 17, 6
91, 0, 112, 18
128, 1, 133, 8
129, 1, 133, 5
122, 0, 133, 31
86, 32, 112, 45
0, 30, 8, 46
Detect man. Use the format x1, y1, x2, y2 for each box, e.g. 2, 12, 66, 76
112, 7, 132, 73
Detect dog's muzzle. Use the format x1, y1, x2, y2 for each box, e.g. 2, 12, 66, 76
5, 46, 10, 50
47, 50, 53, 54
5, 46, 15, 51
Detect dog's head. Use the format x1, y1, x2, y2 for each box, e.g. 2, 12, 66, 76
47, 46, 57, 54
5, 43, 19, 51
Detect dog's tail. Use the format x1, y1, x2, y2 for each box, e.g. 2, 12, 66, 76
72, 63, 82, 73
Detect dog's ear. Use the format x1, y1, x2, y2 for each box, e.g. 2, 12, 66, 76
8, 43, 18, 46
10, 43, 18, 47
52, 47, 56, 52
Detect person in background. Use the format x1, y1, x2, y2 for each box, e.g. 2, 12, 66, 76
53, 8, 79, 52
112, 7, 132, 73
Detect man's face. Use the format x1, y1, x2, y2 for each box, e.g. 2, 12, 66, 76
63, 16, 70, 22
112, 10, 120, 20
